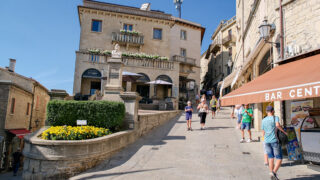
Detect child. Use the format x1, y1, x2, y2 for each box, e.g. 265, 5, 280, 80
185, 101, 193, 131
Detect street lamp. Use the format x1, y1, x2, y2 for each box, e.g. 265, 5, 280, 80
227, 58, 233, 75
258, 20, 280, 48
227, 59, 233, 67
174, 0, 183, 18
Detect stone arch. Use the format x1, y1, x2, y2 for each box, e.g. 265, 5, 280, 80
137, 73, 150, 83
82, 68, 101, 78
156, 75, 172, 83
81, 68, 102, 96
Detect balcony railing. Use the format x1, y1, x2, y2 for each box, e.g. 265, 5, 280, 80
112, 32, 144, 45
172, 55, 196, 65
222, 35, 236, 46
122, 57, 174, 70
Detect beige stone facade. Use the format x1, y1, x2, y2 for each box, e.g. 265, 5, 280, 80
228, 0, 320, 131
0, 63, 50, 170
73, 0, 204, 109
202, 16, 237, 95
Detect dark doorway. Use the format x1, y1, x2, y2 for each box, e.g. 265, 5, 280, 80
137, 85, 149, 98
90, 81, 101, 95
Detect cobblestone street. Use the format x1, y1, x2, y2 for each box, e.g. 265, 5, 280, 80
70, 108, 320, 180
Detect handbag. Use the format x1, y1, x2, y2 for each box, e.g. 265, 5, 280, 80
273, 116, 288, 145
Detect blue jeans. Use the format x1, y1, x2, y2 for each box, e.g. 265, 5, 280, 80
13, 162, 19, 175
265, 142, 283, 159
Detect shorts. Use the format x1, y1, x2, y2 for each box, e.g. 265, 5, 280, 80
237, 114, 242, 124
211, 107, 217, 112
241, 122, 251, 130
265, 142, 283, 159
200, 113, 207, 124
186, 113, 192, 120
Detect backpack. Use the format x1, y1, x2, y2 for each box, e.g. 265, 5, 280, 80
273, 116, 288, 145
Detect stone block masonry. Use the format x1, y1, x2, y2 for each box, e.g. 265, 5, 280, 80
22, 110, 181, 180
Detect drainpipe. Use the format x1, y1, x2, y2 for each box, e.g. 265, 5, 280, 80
279, 0, 284, 60
28, 83, 37, 131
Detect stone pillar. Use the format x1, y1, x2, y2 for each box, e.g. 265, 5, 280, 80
103, 44, 124, 102
126, 82, 132, 92
120, 92, 141, 130
253, 103, 263, 131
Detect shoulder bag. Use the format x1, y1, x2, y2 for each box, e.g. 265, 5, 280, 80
273, 116, 288, 145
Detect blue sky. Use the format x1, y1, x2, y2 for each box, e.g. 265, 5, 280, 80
0, 0, 235, 94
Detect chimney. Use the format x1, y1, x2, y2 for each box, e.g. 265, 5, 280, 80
140, 3, 151, 11
9, 58, 16, 72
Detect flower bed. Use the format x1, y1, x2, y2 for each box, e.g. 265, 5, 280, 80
41, 126, 111, 140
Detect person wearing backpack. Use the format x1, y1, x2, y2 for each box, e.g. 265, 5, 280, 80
262, 106, 287, 180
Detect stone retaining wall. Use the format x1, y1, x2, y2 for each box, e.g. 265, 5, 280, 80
22, 110, 181, 180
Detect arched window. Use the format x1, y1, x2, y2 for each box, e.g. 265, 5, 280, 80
137, 73, 150, 83
82, 69, 101, 79
156, 75, 172, 83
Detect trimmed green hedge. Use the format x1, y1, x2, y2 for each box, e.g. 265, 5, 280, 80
47, 100, 125, 131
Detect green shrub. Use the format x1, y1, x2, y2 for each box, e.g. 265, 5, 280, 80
47, 100, 125, 132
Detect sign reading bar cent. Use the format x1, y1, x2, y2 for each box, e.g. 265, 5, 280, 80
77, 120, 87, 126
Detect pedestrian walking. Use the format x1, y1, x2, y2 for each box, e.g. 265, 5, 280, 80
195, 93, 200, 105
240, 104, 253, 143
262, 106, 287, 180
197, 99, 208, 130
201, 94, 206, 102
209, 96, 218, 119
234, 104, 243, 129
185, 101, 193, 131
12, 148, 22, 176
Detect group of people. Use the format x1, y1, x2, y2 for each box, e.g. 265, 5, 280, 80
185, 95, 220, 131
232, 104, 287, 180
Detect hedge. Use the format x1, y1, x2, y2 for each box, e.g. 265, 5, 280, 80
47, 100, 125, 131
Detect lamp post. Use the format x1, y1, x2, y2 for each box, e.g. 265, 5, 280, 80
227, 58, 233, 75
258, 19, 280, 48
174, 0, 183, 18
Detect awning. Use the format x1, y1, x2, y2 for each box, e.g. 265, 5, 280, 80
147, 80, 173, 85
221, 54, 320, 106
218, 70, 237, 89
9, 129, 31, 139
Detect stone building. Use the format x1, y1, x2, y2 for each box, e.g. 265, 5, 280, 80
221, 0, 320, 131
202, 16, 237, 96
0, 59, 50, 170
73, 0, 205, 109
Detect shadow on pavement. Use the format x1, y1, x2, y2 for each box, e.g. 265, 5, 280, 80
285, 174, 320, 180
76, 168, 172, 180
72, 113, 182, 179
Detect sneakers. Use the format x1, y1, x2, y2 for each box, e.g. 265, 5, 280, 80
247, 139, 252, 143
269, 172, 279, 180
190, 127, 193, 131
240, 138, 245, 143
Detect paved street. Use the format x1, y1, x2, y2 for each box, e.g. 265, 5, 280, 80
71, 108, 320, 180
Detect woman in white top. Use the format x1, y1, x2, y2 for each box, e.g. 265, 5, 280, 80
197, 99, 209, 130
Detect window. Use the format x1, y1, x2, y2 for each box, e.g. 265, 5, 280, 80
91, 20, 102, 32
10, 98, 15, 114
123, 24, 133, 31
180, 48, 187, 57
180, 30, 187, 40
229, 47, 232, 57
153, 28, 162, 40
90, 55, 99, 63
26, 102, 30, 115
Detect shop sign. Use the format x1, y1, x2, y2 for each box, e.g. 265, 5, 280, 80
265, 85, 320, 101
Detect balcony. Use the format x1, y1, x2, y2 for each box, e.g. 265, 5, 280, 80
112, 32, 144, 46
122, 57, 174, 70
210, 40, 221, 55
172, 55, 196, 65
222, 35, 236, 47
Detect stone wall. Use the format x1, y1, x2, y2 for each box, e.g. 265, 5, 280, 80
22, 110, 181, 180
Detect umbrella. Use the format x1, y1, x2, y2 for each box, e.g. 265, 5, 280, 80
122, 71, 143, 82
146, 80, 173, 85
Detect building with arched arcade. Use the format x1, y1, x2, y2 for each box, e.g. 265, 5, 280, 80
73, 0, 205, 109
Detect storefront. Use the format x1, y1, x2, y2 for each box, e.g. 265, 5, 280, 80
221, 53, 320, 163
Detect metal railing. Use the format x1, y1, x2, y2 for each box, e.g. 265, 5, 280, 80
112, 32, 144, 45
172, 55, 196, 65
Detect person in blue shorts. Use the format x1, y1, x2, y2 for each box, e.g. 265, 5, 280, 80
262, 106, 287, 180
185, 101, 193, 131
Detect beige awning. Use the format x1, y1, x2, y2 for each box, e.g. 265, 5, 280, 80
218, 70, 238, 89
